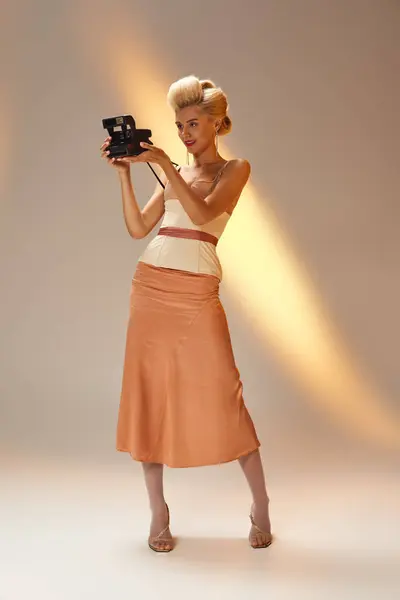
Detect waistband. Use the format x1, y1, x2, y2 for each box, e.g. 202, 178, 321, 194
158, 226, 218, 246
134, 261, 220, 297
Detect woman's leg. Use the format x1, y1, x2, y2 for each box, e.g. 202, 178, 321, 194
142, 462, 173, 551
238, 449, 272, 547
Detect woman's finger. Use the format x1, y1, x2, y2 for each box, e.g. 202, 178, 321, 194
100, 137, 111, 148
118, 155, 141, 163
115, 157, 131, 163
140, 142, 157, 151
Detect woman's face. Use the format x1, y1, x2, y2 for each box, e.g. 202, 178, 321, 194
175, 106, 218, 155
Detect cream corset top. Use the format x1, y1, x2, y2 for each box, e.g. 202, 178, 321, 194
160, 198, 231, 239
138, 162, 233, 279
161, 161, 232, 237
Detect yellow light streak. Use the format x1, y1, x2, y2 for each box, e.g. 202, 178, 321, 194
73, 5, 400, 449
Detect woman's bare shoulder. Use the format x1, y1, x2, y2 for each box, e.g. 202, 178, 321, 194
226, 158, 251, 172
222, 158, 251, 184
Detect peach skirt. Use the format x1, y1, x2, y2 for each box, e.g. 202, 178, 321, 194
116, 261, 260, 468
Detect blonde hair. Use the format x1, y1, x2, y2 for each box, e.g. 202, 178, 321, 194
167, 75, 232, 136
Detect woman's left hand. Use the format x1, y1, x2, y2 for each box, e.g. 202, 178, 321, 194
115, 142, 170, 168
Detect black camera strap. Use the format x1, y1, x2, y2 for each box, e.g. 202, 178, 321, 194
146, 161, 179, 189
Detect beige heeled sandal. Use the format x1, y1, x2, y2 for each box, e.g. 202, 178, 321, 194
148, 504, 174, 553
249, 506, 273, 549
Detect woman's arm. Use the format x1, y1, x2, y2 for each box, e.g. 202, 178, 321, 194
130, 142, 250, 225
162, 158, 250, 225
118, 169, 166, 239
113, 140, 251, 227
100, 136, 165, 239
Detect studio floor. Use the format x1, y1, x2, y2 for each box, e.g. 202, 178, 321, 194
1, 453, 399, 600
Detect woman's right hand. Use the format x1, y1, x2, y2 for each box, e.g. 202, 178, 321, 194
100, 137, 130, 174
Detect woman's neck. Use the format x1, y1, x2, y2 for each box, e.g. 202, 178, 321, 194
192, 145, 223, 168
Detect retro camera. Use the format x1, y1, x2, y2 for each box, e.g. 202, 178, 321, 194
102, 115, 153, 158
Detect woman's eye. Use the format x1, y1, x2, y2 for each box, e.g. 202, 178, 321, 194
190, 122, 197, 127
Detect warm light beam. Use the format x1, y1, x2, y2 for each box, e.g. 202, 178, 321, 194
73, 5, 400, 450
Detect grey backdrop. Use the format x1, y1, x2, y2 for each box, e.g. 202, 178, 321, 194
1, 0, 399, 471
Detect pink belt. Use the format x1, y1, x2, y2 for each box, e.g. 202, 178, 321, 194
158, 227, 218, 246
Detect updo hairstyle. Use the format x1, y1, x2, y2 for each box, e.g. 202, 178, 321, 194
167, 75, 232, 135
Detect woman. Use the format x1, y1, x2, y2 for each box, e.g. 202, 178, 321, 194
100, 75, 272, 552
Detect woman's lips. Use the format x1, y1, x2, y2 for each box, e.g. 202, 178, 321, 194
184, 140, 196, 147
